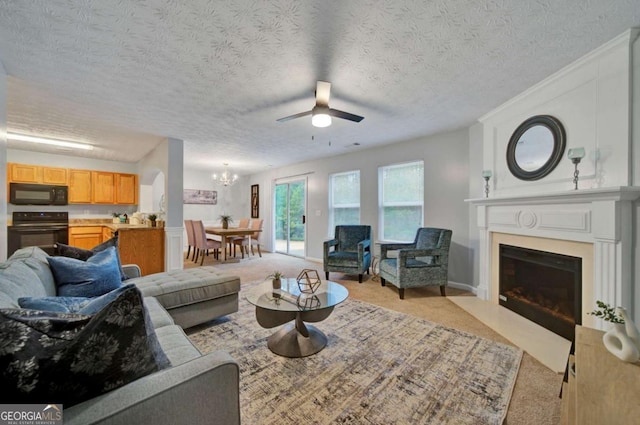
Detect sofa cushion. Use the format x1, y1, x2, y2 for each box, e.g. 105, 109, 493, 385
154, 325, 201, 366
130, 267, 240, 310
143, 297, 175, 328
0, 259, 48, 308
0, 285, 170, 407
8, 247, 57, 296
48, 247, 123, 298
54, 236, 129, 281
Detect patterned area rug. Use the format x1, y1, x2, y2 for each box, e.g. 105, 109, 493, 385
188, 290, 522, 424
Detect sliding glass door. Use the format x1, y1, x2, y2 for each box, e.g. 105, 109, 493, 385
274, 179, 306, 257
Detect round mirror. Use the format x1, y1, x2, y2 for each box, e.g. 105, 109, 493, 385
506, 115, 566, 180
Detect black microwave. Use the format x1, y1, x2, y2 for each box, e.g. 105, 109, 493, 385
9, 183, 68, 205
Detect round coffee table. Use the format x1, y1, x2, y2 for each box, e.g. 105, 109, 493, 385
245, 278, 348, 358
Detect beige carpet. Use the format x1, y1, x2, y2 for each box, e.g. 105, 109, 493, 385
184, 251, 563, 424
190, 293, 522, 424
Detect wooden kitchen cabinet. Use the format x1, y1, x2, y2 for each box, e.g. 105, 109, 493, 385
102, 226, 114, 242
117, 228, 164, 275
9, 162, 139, 206
115, 173, 138, 204
68, 226, 103, 250
42, 167, 68, 184
68, 169, 92, 203
92, 171, 115, 204
8, 163, 67, 184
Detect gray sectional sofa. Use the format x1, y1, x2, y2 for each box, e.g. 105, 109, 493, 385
0, 247, 242, 425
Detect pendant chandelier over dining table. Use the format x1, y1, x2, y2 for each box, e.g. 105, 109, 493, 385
212, 163, 238, 187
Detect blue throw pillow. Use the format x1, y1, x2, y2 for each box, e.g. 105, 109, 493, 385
0, 285, 170, 407
78, 284, 135, 315
54, 236, 129, 281
48, 247, 122, 297
18, 285, 134, 315
18, 296, 91, 312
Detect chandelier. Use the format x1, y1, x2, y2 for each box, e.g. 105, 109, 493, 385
212, 163, 238, 187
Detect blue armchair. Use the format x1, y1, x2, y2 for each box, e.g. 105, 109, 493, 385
379, 227, 452, 299
323, 225, 372, 283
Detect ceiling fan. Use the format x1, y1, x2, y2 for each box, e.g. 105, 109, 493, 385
276, 81, 364, 128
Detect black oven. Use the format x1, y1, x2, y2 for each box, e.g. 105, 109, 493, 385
8, 212, 69, 257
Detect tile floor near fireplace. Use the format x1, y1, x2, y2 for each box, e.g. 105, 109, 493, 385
450, 295, 572, 373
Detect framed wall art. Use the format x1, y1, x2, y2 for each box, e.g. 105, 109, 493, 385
183, 189, 217, 205
251, 184, 259, 218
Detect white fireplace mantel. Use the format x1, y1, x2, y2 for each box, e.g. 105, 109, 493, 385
466, 186, 640, 327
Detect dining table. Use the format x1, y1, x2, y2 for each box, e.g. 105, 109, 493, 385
205, 227, 262, 261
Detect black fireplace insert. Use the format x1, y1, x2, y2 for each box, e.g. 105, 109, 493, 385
499, 244, 581, 341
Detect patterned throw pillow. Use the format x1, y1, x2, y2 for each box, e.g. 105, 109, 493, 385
54, 236, 129, 281
48, 247, 123, 298
0, 285, 170, 407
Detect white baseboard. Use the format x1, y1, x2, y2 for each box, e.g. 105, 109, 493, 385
448, 280, 478, 295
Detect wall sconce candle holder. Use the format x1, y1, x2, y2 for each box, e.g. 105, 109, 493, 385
482, 170, 492, 198
567, 148, 586, 190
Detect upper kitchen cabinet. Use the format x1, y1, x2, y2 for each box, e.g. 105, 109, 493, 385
8, 163, 67, 184
9, 162, 139, 206
68, 169, 92, 204
115, 173, 138, 204
92, 171, 115, 204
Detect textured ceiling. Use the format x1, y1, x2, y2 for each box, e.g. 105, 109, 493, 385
0, 0, 638, 174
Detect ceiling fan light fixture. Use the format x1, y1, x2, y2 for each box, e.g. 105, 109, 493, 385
311, 106, 332, 128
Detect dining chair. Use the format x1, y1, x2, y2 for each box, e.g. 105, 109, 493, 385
230, 218, 250, 257
232, 218, 263, 259
184, 220, 196, 261
193, 220, 222, 265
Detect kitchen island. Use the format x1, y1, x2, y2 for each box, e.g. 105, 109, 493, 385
69, 220, 164, 275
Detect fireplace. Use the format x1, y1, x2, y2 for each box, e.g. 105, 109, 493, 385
499, 244, 581, 340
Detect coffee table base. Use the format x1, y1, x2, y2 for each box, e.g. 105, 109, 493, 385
267, 323, 328, 358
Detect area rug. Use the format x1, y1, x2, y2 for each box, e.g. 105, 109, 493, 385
188, 289, 522, 424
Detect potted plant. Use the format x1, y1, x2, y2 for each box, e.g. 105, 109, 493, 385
588, 300, 624, 323
267, 271, 284, 289
147, 213, 157, 227
112, 212, 120, 224
219, 215, 233, 229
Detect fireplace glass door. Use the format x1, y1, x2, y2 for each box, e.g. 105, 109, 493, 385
499, 244, 581, 341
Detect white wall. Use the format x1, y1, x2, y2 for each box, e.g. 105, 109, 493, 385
182, 169, 248, 225
245, 127, 473, 286
479, 30, 637, 197
0, 61, 7, 261
475, 29, 640, 317
468, 122, 484, 289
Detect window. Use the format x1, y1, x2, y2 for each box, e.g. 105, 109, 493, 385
329, 170, 360, 230
379, 161, 424, 241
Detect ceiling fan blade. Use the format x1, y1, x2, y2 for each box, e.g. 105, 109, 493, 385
315, 81, 331, 106
328, 108, 364, 123
276, 110, 312, 122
